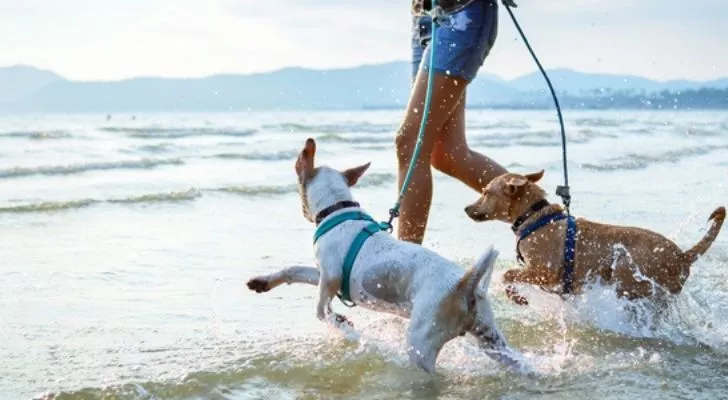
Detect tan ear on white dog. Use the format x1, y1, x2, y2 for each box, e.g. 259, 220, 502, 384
342, 162, 371, 187
295, 138, 316, 182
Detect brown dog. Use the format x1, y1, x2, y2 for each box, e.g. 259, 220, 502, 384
464, 170, 725, 304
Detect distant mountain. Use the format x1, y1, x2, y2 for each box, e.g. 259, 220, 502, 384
0, 65, 65, 104
509, 68, 728, 94
3, 62, 519, 112
1, 62, 726, 112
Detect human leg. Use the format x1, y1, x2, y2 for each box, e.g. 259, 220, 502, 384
431, 91, 507, 192
395, 72, 467, 244
398, 0, 500, 243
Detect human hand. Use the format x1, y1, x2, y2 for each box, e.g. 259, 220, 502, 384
501, 0, 517, 7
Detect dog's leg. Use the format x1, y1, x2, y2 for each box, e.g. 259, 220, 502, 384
405, 302, 447, 374
503, 268, 555, 286
247, 266, 320, 293
316, 275, 356, 331
503, 268, 551, 306
468, 318, 531, 374
610, 245, 658, 299
505, 285, 530, 306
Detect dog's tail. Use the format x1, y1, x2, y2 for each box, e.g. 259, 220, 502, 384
457, 246, 499, 297
683, 206, 726, 264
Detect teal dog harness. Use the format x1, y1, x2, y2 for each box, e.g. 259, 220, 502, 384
313, 201, 387, 307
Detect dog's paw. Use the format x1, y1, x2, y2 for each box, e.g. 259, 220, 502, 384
334, 313, 354, 329
246, 277, 271, 293
506, 285, 529, 306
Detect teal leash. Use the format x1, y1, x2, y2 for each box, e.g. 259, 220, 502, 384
382, 1, 440, 232
325, 2, 440, 308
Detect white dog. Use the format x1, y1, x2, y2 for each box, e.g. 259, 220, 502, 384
247, 138, 528, 374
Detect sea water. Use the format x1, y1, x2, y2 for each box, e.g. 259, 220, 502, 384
1, 110, 727, 399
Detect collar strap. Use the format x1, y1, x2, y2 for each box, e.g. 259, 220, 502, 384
315, 201, 360, 225
511, 199, 551, 233
313, 211, 375, 244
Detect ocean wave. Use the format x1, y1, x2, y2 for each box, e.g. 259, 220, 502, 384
35, 341, 407, 400
353, 144, 392, 151
0, 189, 200, 214
678, 127, 722, 137
261, 122, 394, 134
0, 130, 72, 140
316, 133, 393, 144
134, 143, 176, 154
626, 128, 655, 135
212, 150, 300, 161
470, 129, 613, 148
357, 172, 396, 188
0, 199, 99, 213
580, 144, 728, 172
215, 184, 299, 196
469, 121, 531, 130
106, 189, 201, 204
99, 127, 257, 139
0, 158, 183, 179
38, 288, 727, 400
0, 172, 393, 214
215, 172, 395, 197
571, 117, 628, 127
471, 132, 560, 148
119, 143, 178, 155
574, 128, 620, 140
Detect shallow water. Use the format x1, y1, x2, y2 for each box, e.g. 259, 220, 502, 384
1, 110, 727, 399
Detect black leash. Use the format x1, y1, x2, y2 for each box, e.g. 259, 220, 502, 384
503, 2, 572, 214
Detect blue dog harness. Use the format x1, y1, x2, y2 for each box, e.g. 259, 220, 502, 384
313, 201, 387, 307
512, 199, 578, 294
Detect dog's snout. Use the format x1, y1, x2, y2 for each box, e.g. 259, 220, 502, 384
465, 205, 486, 221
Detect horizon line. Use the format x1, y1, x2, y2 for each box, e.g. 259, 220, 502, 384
2, 61, 727, 84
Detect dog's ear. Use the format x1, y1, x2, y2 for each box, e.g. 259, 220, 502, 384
341, 162, 371, 187
480, 254, 496, 293
295, 138, 316, 182
525, 169, 545, 183
457, 247, 498, 296
504, 175, 528, 196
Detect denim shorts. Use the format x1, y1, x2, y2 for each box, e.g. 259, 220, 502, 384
411, 0, 498, 82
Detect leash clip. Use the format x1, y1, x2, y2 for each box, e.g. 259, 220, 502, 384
426, 6, 449, 27
556, 185, 571, 211
381, 208, 399, 233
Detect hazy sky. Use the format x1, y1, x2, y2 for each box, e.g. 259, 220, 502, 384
2, 0, 726, 81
